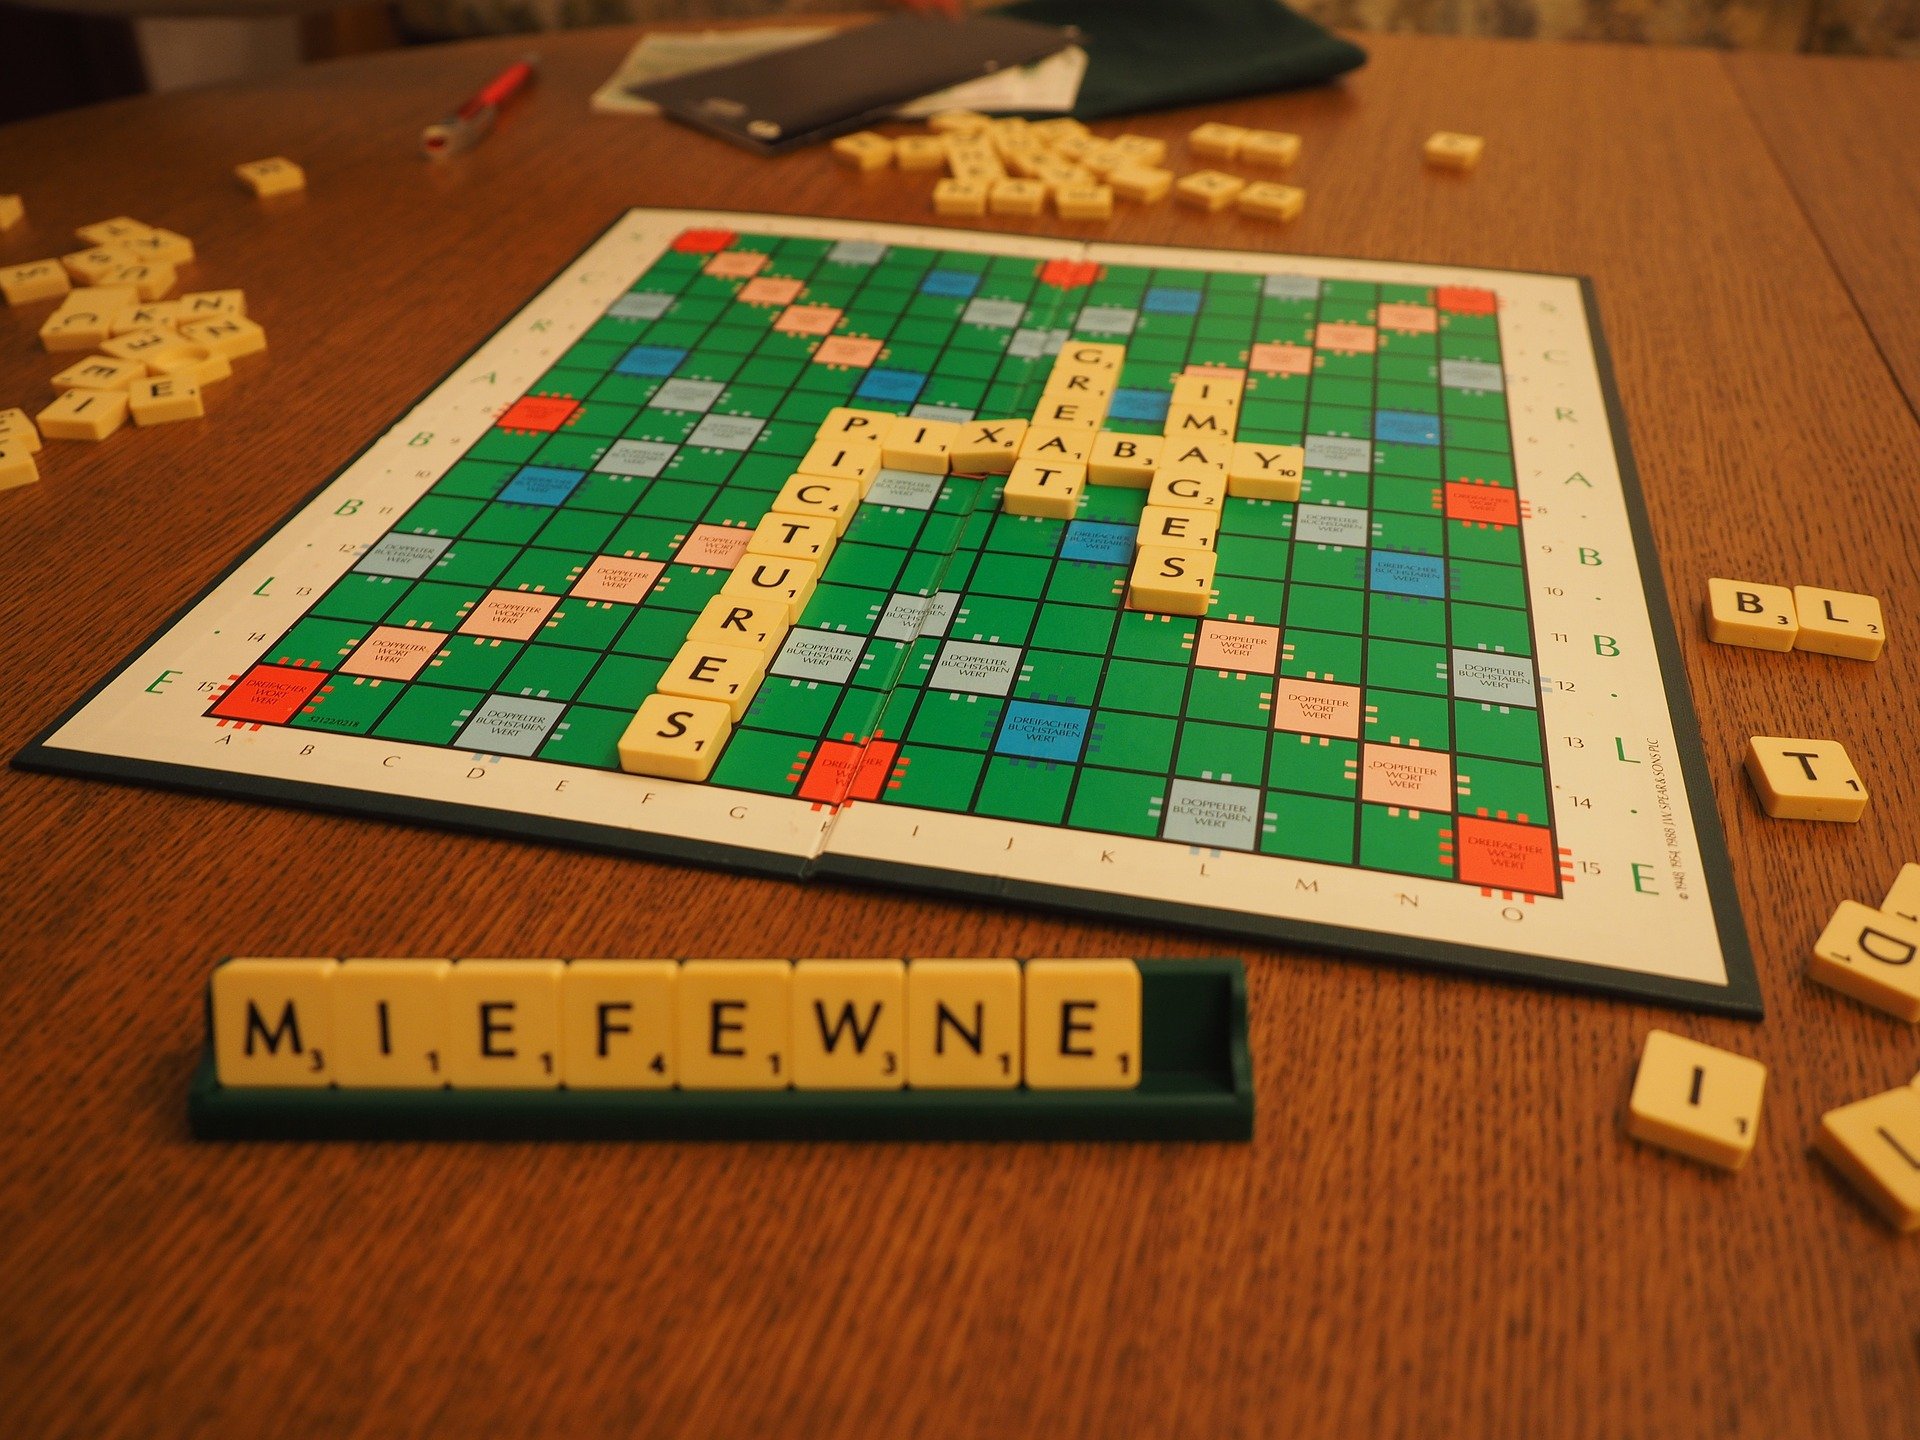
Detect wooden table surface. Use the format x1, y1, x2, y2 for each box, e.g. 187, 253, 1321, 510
3, 28, 1918, 1440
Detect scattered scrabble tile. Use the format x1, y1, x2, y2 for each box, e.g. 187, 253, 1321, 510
1424, 131, 1485, 171
831, 131, 893, 172
1055, 183, 1114, 221
151, 344, 232, 389
1744, 736, 1867, 821
0, 408, 42, 453
1108, 165, 1174, 203
1705, 577, 1797, 650
38, 387, 130, 441
1815, 1086, 1920, 1231
0, 194, 23, 230
60, 246, 132, 285
1625, 1029, 1765, 1171
1239, 129, 1302, 169
100, 260, 176, 303
988, 178, 1046, 217
1792, 585, 1885, 660
129, 375, 205, 427
40, 300, 131, 353
1810, 900, 1920, 1021
1030, 117, 1090, 148
103, 327, 196, 370
1188, 121, 1248, 161
1885, 863, 1920, 924
51, 355, 147, 392
894, 134, 949, 171
74, 216, 151, 246
1, 259, 72, 306
1175, 171, 1246, 212
179, 315, 266, 360
1110, 134, 1167, 167
178, 289, 246, 319
933, 177, 989, 217
235, 156, 306, 197
0, 439, 38, 492
927, 109, 991, 136
1238, 181, 1305, 223
121, 227, 194, 266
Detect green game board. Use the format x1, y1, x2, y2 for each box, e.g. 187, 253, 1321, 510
19, 210, 1757, 1014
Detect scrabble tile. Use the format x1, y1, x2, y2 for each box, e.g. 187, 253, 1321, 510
1810, 900, 1920, 1022
236, 156, 306, 196
1, 259, 72, 306
1625, 1029, 1765, 1171
1087, 431, 1161, 487
1172, 371, 1245, 408
831, 131, 894, 172
933, 177, 989, 217
1705, 578, 1798, 651
332, 958, 451, 1088
1175, 170, 1247, 212
101, 326, 195, 369
1055, 183, 1114, 221
1227, 441, 1305, 500
791, 959, 907, 1089
1815, 1085, 1920, 1231
51, 355, 146, 392
1041, 366, 1114, 402
100, 260, 176, 302
1188, 121, 1248, 161
928, 109, 991, 135
949, 418, 1026, 475
987, 116, 1031, 143
1023, 959, 1141, 1090
1424, 131, 1485, 170
560, 960, 677, 1089
0, 441, 40, 492
1744, 736, 1867, 821
1791, 585, 1885, 661
0, 408, 41, 453
797, 435, 883, 492
905, 959, 1022, 1089
150, 343, 231, 389
880, 416, 956, 474
1032, 394, 1106, 431
211, 957, 338, 1087
722, 556, 819, 623
1002, 457, 1085, 518
770, 473, 862, 535
894, 134, 949, 171
40, 301, 131, 352
617, 692, 733, 780
687, 593, 790, 657
120, 227, 195, 266
1030, 116, 1090, 147
60, 245, 133, 285
745, 510, 836, 567
1239, 129, 1302, 169
1110, 133, 1168, 167
177, 289, 246, 319
1020, 426, 1093, 465
1162, 438, 1229, 473
117, 301, 185, 335
1139, 503, 1219, 552
817, 406, 892, 443
442, 959, 564, 1088
657, 638, 769, 721
1108, 165, 1174, 203
0, 194, 22, 230
677, 960, 792, 1089
1056, 341, 1124, 372
1128, 545, 1215, 616
74, 216, 150, 245
1238, 182, 1306, 223
1884, 863, 1920, 924
988, 178, 1047, 216
37, 387, 129, 442
1163, 404, 1236, 441
1147, 467, 1227, 513
128, 375, 204, 427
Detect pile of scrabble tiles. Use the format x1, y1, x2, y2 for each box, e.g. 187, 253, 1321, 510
208, 955, 1144, 1093
0, 196, 269, 493
832, 113, 1308, 226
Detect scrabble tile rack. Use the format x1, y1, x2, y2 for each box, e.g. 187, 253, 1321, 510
187, 957, 1255, 1142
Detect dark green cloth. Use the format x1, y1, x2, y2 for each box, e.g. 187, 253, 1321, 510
1001, 0, 1367, 121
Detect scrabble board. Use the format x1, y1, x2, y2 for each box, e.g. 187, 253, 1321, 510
18, 209, 1758, 1014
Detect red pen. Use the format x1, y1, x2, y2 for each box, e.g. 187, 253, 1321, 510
422, 54, 540, 160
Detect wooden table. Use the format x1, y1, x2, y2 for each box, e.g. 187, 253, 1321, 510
3, 28, 1917, 1440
